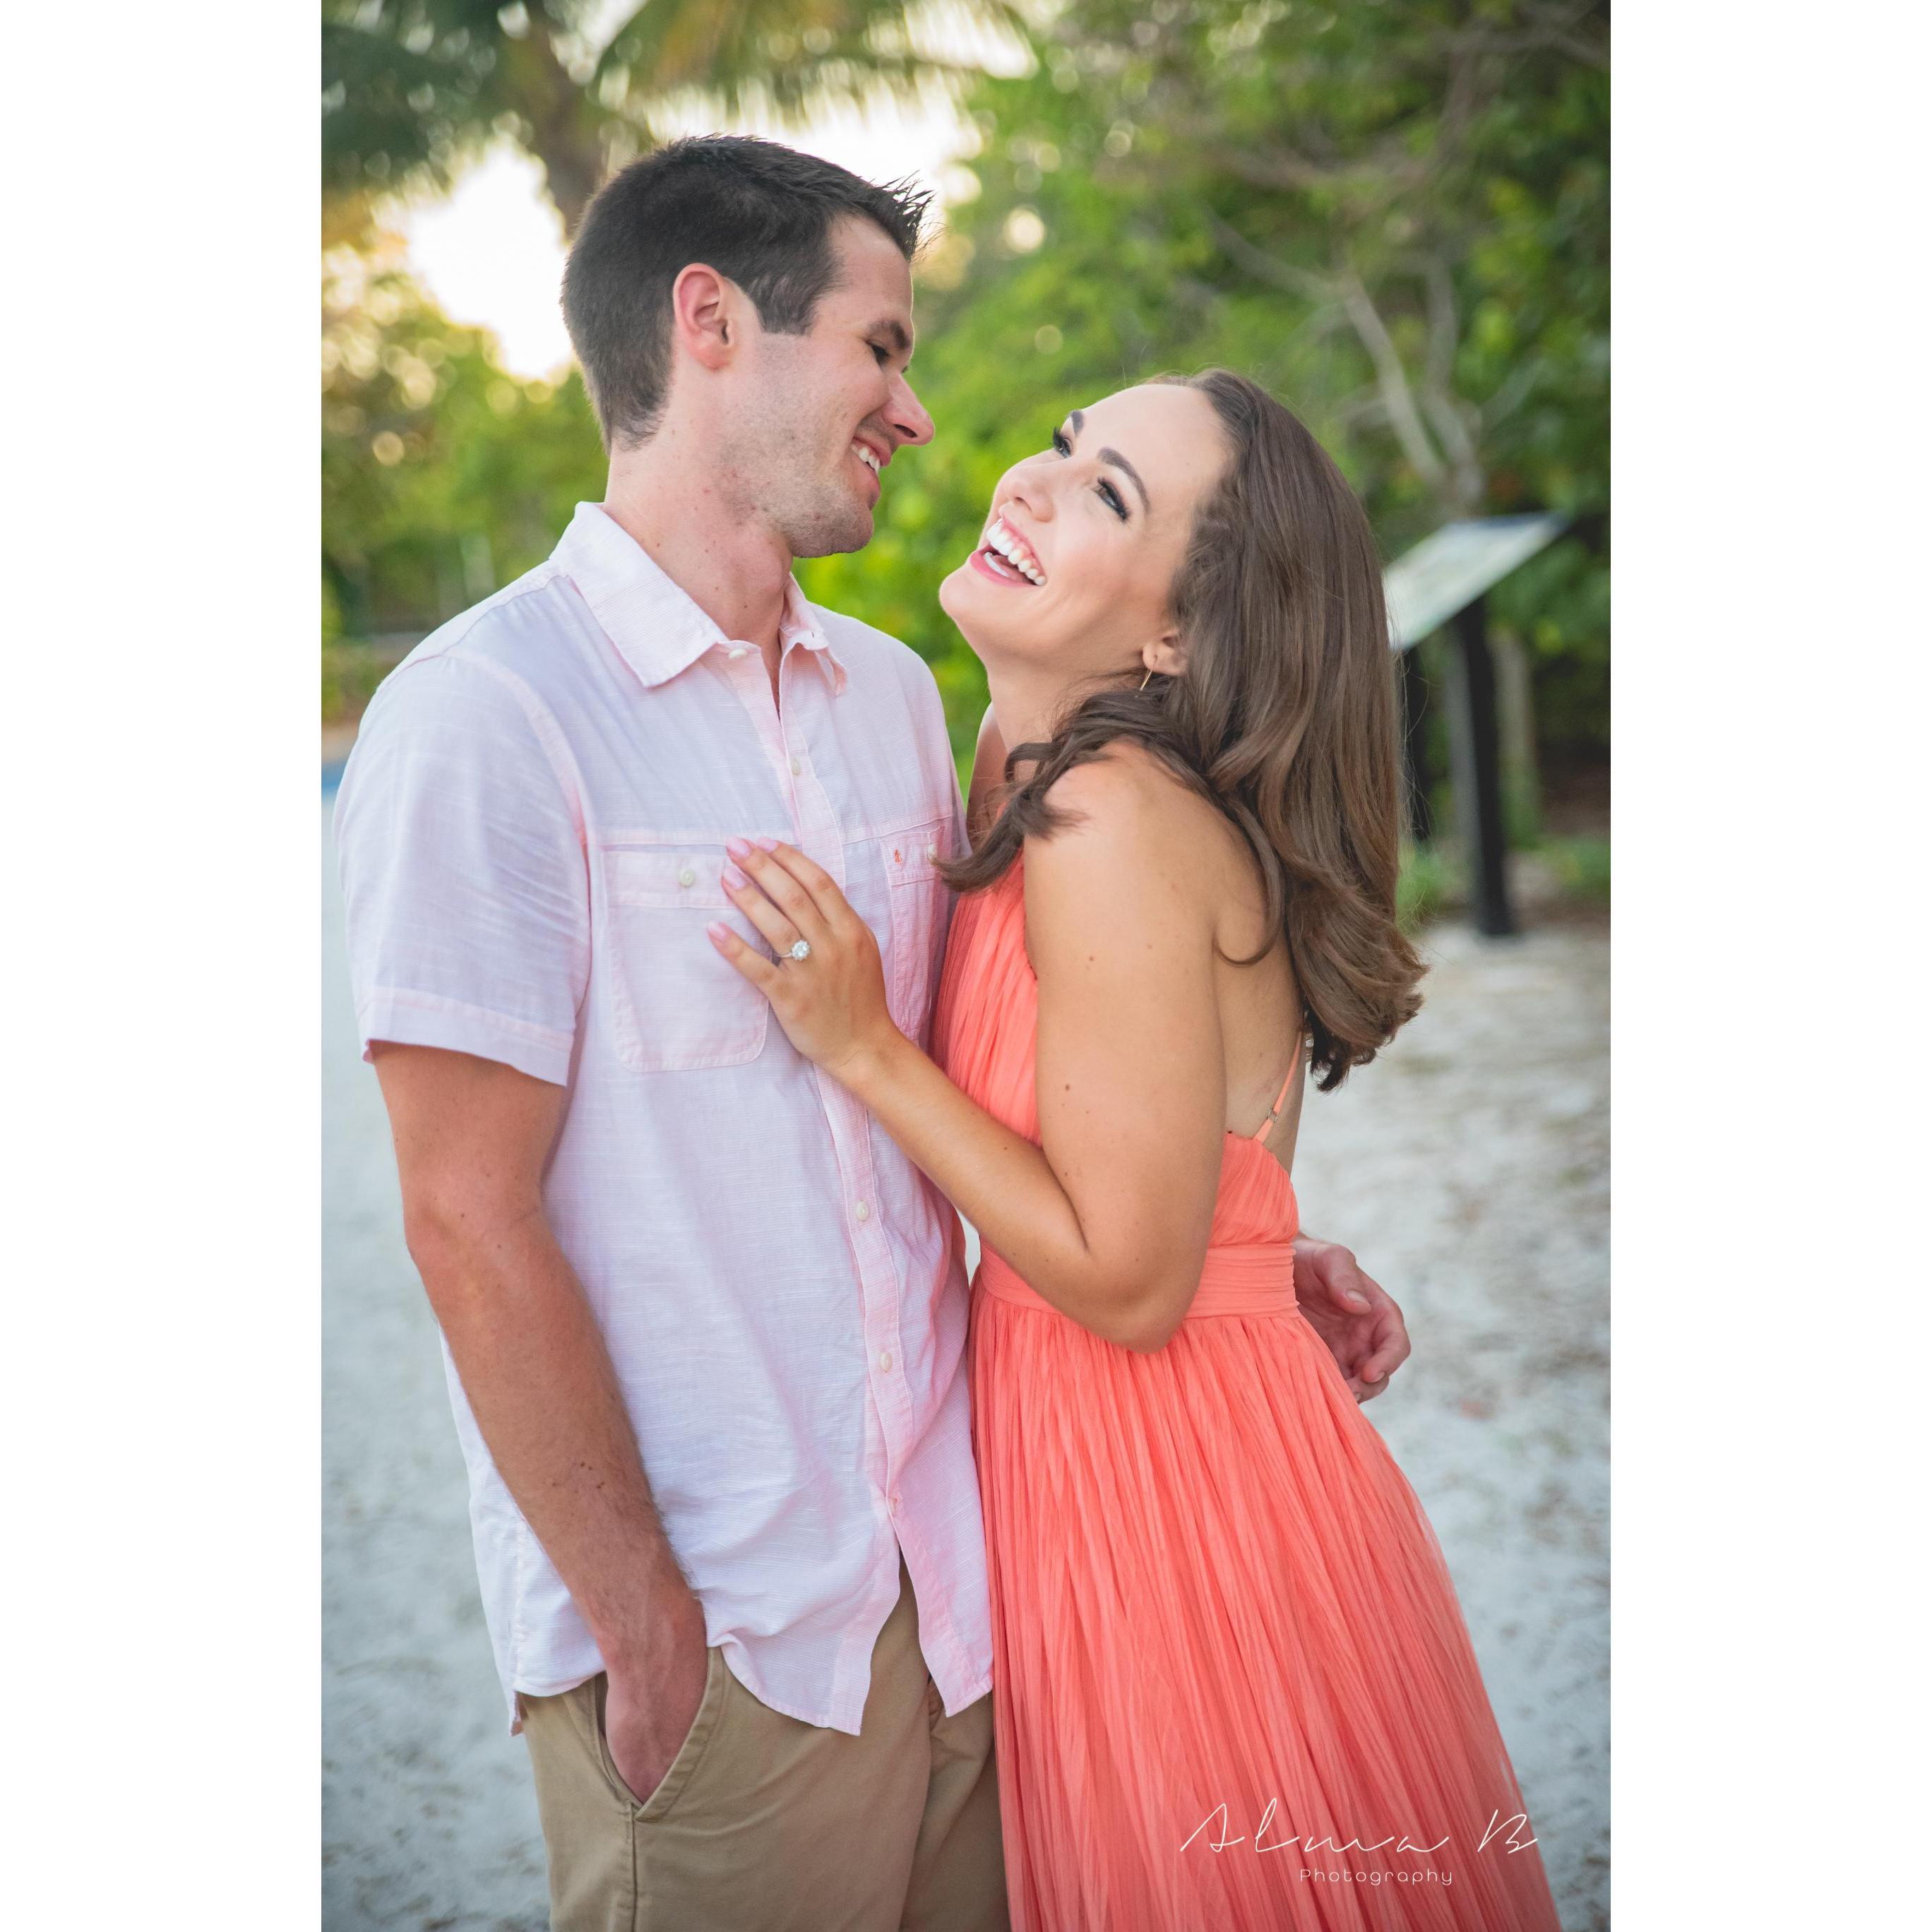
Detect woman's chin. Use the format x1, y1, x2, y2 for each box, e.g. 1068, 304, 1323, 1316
943, 569, 1061, 675
937, 561, 979, 627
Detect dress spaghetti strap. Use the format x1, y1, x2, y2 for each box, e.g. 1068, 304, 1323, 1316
1251, 1034, 1303, 1144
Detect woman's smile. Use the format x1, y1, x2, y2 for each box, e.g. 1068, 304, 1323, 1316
969, 514, 1046, 587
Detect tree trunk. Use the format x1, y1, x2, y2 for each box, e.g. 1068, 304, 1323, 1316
499, 32, 611, 236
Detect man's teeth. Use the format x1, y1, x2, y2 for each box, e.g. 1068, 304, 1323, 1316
854, 443, 881, 476
984, 517, 1045, 585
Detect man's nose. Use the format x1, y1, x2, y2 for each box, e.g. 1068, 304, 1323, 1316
889, 371, 935, 448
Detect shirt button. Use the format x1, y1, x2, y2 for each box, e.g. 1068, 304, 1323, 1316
789, 754, 802, 775
890, 1493, 902, 1509
854, 1200, 871, 1222
677, 866, 696, 887
925, 843, 938, 861
728, 646, 748, 661
878, 1352, 893, 1372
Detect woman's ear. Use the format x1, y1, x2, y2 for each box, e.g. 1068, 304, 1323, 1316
1144, 626, 1188, 680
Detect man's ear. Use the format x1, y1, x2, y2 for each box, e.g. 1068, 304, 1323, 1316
669, 263, 741, 372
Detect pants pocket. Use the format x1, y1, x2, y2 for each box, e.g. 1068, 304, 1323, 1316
589, 1649, 728, 1823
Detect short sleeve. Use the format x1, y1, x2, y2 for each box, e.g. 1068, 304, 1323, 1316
333, 652, 590, 1086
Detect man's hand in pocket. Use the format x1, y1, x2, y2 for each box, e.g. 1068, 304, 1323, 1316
604, 1597, 711, 1806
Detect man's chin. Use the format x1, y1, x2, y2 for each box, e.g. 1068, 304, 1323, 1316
788, 501, 875, 561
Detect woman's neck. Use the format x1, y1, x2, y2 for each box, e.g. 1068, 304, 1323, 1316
982, 657, 1085, 761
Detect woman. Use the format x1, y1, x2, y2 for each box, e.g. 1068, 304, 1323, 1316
705, 371, 1561, 1931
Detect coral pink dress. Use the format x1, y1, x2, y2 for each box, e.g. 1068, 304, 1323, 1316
933, 860, 1562, 1932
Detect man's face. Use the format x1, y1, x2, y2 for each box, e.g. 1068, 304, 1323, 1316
719, 215, 935, 558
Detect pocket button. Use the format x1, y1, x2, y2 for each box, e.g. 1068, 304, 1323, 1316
678, 866, 696, 887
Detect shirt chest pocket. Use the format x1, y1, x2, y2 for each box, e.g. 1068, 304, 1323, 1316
880, 821, 955, 1048
597, 845, 770, 1074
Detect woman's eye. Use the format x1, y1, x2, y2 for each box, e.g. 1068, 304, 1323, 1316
1098, 481, 1127, 521
1050, 428, 1071, 455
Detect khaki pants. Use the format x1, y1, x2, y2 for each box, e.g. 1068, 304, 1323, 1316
518, 1554, 1008, 1931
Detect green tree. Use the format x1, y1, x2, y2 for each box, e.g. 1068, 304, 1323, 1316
804, 0, 1609, 765
323, 1, 1609, 782
321, 229, 604, 649
323, 0, 1027, 233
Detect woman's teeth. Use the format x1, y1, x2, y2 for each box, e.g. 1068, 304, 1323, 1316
982, 516, 1046, 585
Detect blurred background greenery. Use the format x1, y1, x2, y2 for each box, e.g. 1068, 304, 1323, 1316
323, 0, 1608, 900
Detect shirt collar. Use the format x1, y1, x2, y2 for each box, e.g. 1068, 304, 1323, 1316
554, 501, 847, 695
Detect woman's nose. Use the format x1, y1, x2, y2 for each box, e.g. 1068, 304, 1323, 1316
1006, 472, 1051, 523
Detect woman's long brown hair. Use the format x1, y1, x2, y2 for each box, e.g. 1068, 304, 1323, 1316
941, 369, 1425, 1090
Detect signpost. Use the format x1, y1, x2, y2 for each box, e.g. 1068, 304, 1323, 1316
1383, 513, 1569, 937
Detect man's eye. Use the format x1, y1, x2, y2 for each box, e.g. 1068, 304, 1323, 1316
872, 342, 890, 364
1050, 427, 1071, 455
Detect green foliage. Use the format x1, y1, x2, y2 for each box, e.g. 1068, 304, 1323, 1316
321, 236, 603, 672
1541, 833, 1611, 905
323, 2, 1607, 775
323, 1, 1026, 232
322, 640, 410, 722
802, 0, 1609, 763
1395, 832, 1609, 936
1396, 843, 1449, 936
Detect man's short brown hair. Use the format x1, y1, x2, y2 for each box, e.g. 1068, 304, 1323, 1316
563, 134, 931, 449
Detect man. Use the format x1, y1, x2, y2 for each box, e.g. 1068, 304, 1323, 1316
335, 134, 1409, 1931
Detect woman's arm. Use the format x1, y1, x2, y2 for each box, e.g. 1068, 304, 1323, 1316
710, 755, 1228, 1352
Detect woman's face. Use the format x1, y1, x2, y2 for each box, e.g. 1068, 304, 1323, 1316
939, 382, 1229, 685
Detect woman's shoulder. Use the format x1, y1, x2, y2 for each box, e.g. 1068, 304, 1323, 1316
1022, 745, 1240, 950
1032, 741, 1231, 870
1019, 745, 1234, 1020
1029, 742, 1272, 957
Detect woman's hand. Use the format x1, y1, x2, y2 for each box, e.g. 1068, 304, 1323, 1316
708, 838, 903, 1083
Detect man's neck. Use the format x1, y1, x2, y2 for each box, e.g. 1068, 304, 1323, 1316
600, 429, 795, 664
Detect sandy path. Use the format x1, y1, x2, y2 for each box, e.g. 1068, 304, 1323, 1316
322, 802, 1609, 1928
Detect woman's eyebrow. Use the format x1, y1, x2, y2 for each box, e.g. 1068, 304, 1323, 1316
1061, 411, 1150, 513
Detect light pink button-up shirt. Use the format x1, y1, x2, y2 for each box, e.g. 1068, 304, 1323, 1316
334, 501, 991, 1736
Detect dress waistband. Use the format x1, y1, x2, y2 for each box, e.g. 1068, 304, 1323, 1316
977, 1243, 1299, 1323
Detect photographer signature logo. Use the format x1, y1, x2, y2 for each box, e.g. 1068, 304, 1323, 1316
1180, 1800, 1538, 1888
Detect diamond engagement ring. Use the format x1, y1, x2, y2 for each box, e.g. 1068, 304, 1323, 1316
786, 939, 812, 963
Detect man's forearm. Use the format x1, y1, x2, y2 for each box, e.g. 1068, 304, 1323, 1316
411, 1210, 698, 1669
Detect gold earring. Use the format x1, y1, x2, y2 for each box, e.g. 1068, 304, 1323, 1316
1139, 667, 1154, 692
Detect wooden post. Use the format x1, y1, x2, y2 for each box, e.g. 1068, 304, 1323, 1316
1400, 644, 1434, 845
1447, 594, 1516, 936
1493, 627, 1543, 846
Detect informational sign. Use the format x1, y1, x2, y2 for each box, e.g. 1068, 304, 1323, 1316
1383, 513, 1568, 649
